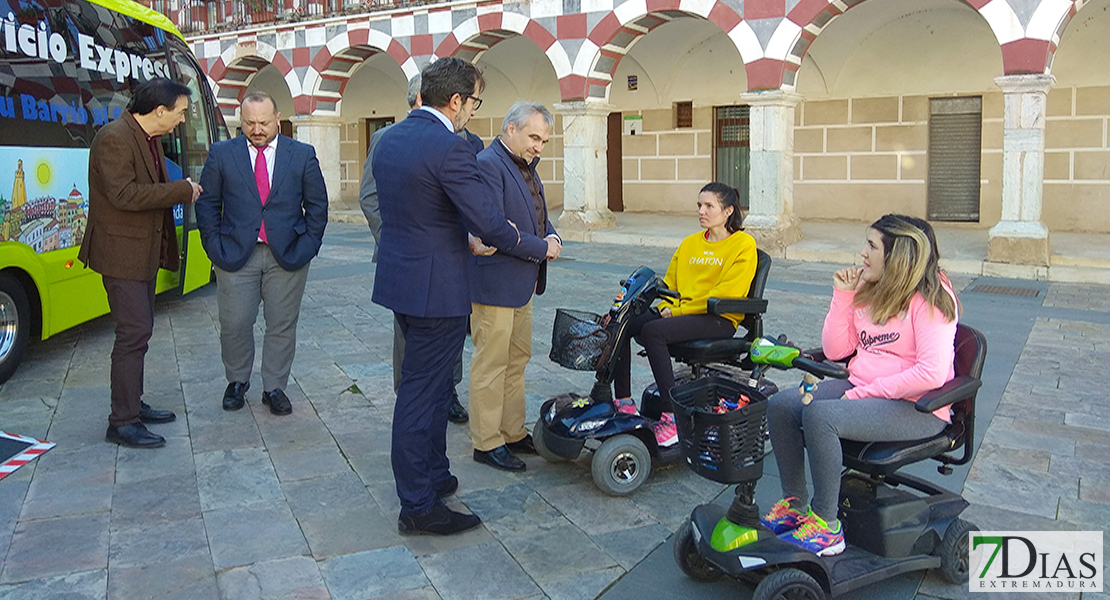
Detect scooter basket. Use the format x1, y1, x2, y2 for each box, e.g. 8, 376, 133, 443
549, 309, 610, 371
670, 375, 768, 484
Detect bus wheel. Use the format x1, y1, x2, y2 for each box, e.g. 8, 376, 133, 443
0, 273, 30, 384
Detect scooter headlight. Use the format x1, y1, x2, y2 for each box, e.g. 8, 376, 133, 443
737, 556, 767, 569
571, 419, 607, 434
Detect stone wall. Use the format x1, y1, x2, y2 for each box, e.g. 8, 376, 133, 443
1043, 85, 1110, 234
619, 106, 714, 213
793, 92, 1005, 227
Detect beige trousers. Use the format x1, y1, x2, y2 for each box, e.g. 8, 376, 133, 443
468, 300, 533, 451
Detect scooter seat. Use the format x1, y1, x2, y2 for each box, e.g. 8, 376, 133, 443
841, 433, 955, 476
668, 338, 752, 365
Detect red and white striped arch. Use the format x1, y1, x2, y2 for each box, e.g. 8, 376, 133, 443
189, 0, 1096, 115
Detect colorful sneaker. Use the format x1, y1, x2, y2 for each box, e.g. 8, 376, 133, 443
760, 498, 808, 535
614, 397, 639, 415
653, 412, 678, 447
780, 513, 846, 557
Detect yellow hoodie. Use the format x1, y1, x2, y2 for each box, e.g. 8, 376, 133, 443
660, 230, 758, 327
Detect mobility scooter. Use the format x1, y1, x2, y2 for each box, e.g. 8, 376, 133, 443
535, 250, 773, 496
671, 326, 987, 600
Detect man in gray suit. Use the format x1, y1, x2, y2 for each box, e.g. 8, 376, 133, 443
358, 75, 472, 424
196, 92, 328, 416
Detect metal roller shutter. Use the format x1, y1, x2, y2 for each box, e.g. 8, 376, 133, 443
927, 97, 982, 222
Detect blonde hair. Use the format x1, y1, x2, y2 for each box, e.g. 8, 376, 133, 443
854, 214, 957, 325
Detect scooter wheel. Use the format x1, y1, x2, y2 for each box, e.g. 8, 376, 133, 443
533, 420, 569, 463
673, 518, 722, 581
753, 568, 826, 600
939, 517, 979, 584
591, 434, 651, 496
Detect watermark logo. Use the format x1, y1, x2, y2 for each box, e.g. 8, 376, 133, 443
970, 531, 1102, 593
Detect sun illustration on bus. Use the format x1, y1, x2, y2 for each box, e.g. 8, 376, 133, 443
36, 160, 51, 187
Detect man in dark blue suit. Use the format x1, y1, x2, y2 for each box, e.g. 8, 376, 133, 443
359, 75, 473, 425
196, 91, 328, 416
373, 58, 527, 536
467, 101, 560, 472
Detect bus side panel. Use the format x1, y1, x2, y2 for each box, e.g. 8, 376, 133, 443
182, 229, 212, 294
48, 270, 109, 335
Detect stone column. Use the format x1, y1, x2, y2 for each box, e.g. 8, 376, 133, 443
290, 114, 343, 206
553, 101, 616, 237
988, 74, 1054, 268
740, 90, 803, 257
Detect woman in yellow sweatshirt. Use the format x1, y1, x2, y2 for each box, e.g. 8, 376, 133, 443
613, 182, 758, 447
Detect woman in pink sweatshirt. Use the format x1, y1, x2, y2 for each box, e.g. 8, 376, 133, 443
759, 214, 959, 557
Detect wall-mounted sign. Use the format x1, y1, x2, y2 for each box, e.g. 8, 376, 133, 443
627, 75, 638, 91
624, 115, 642, 135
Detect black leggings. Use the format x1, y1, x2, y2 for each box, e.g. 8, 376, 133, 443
614, 310, 736, 417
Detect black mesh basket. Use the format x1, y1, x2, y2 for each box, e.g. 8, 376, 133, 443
671, 375, 768, 484
549, 309, 610, 371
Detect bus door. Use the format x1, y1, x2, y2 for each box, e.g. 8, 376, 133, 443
161, 44, 218, 294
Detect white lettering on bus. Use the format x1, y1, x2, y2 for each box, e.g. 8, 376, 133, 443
3, 14, 168, 83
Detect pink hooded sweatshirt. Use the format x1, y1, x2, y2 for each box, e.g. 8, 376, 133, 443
821, 280, 958, 422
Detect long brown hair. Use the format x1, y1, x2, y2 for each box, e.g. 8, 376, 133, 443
854, 214, 957, 324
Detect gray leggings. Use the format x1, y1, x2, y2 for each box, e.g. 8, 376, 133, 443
766, 378, 947, 521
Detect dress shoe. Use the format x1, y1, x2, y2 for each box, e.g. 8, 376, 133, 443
473, 445, 526, 472
222, 381, 249, 411
435, 475, 459, 499
398, 503, 481, 536
262, 389, 293, 415
448, 391, 469, 424
106, 423, 165, 448
506, 434, 536, 455
138, 402, 176, 424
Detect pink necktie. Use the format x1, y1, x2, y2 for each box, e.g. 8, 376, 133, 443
254, 146, 270, 244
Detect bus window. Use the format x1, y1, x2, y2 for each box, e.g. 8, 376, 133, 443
166, 47, 213, 204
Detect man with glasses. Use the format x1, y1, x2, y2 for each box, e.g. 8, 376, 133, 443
359, 75, 477, 426
372, 57, 524, 536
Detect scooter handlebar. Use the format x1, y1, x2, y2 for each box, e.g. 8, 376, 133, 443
750, 338, 850, 379
657, 286, 681, 300
792, 356, 850, 380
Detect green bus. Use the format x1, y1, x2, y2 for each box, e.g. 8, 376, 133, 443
0, 0, 224, 382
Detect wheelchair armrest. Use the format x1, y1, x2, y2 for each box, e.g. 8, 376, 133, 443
914, 376, 982, 413
707, 297, 767, 316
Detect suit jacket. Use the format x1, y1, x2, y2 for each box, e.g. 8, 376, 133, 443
78, 112, 193, 281
360, 125, 485, 262
195, 135, 328, 272
371, 109, 539, 318
470, 140, 558, 308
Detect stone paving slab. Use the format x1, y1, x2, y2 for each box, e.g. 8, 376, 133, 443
1, 512, 109, 583
317, 546, 430, 600
0, 569, 106, 600
108, 555, 219, 599
217, 556, 330, 600
0, 222, 1106, 600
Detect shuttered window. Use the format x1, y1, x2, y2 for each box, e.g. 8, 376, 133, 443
714, 105, 750, 209
674, 101, 693, 128
927, 97, 982, 222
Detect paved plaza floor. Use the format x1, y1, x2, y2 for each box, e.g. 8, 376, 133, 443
0, 221, 1106, 600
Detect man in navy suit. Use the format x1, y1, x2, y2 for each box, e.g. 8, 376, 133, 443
467, 101, 560, 472
196, 91, 328, 416
359, 75, 472, 425
373, 57, 530, 536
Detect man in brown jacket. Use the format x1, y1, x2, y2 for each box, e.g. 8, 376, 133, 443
78, 78, 202, 449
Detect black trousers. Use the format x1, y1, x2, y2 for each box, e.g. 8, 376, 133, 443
614, 310, 736, 417
102, 276, 157, 427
